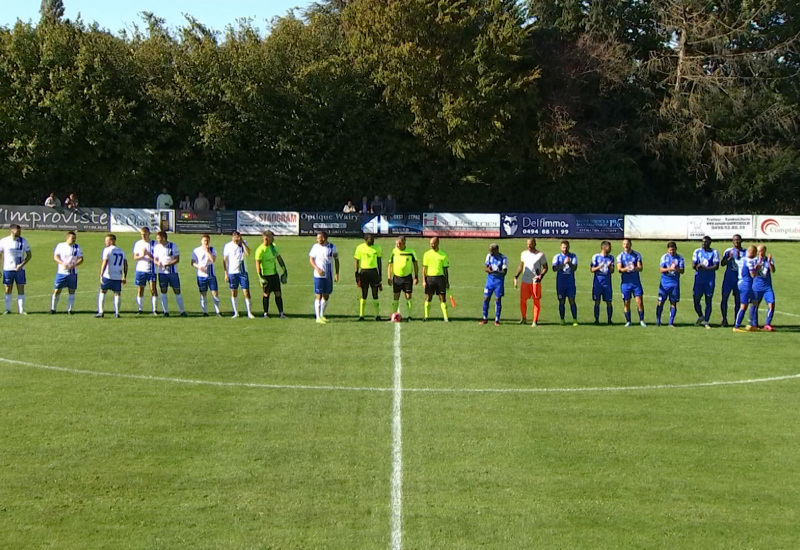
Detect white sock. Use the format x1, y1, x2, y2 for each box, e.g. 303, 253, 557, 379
51, 294, 59, 311
17, 295, 25, 313
212, 296, 220, 314
160, 294, 168, 313
98, 292, 105, 314
321, 298, 329, 317
245, 298, 252, 315
314, 298, 321, 319
176, 294, 185, 313
67, 294, 75, 312
136, 295, 143, 310
113, 295, 120, 315
200, 295, 207, 313
4, 294, 10, 312
231, 296, 238, 314
151, 295, 158, 313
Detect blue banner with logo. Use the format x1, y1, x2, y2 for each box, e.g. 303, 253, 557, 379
500, 213, 624, 239
361, 213, 423, 236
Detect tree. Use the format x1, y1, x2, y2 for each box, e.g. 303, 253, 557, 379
40, 0, 65, 22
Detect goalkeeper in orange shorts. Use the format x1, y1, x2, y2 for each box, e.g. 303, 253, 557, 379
513, 238, 548, 326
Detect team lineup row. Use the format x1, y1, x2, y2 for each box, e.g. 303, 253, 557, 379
0, 226, 777, 330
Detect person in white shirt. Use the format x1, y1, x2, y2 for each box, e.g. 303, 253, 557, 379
44, 193, 61, 207
0, 224, 32, 314
133, 227, 159, 315
222, 231, 255, 318
512, 238, 548, 326
153, 231, 187, 317
97, 234, 128, 318
156, 188, 174, 210
51, 230, 84, 314
308, 231, 340, 324
191, 234, 221, 316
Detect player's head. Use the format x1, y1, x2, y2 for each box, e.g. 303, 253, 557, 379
395, 236, 406, 250
527, 238, 536, 251
702, 236, 712, 250
560, 240, 570, 254
429, 237, 439, 250
156, 231, 168, 244
9, 224, 20, 238
622, 238, 632, 252
667, 241, 677, 255
140, 227, 150, 239
105, 233, 117, 247
746, 245, 757, 258
600, 240, 611, 253
262, 230, 274, 245
757, 244, 767, 257
231, 230, 241, 244
732, 234, 742, 248
201, 234, 210, 247
65, 231, 76, 244
489, 242, 499, 255
364, 234, 375, 245
316, 231, 328, 244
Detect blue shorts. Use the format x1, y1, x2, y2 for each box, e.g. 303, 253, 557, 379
621, 282, 643, 301
592, 281, 612, 302
197, 276, 218, 293
738, 282, 753, 304
54, 273, 78, 290
658, 283, 680, 303
721, 275, 738, 295
314, 276, 333, 295
3, 269, 26, 286
484, 277, 505, 299
753, 288, 775, 304
556, 283, 576, 300
228, 272, 249, 290
134, 271, 156, 287
100, 277, 122, 293
693, 278, 715, 297
158, 272, 181, 290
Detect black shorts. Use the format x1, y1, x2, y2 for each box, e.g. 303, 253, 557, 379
425, 275, 447, 296
359, 268, 381, 289
262, 274, 281, 293
393, 275, 414, 294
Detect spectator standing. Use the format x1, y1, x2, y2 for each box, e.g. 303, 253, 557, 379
361, 196, 369, 214
370, 195, 384, 215
194, 192, 210, 211
343, 200, 357, 213
179, 195, 192, 210
213, 196, 226, 211
44, 193, 61, 207
384, 194, 397, 215
156, 188, 174, 210
64, 193, 78, 209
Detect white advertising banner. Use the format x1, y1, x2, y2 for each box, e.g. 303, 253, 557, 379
686, 215, 754, 239
624, 216, 688, 240
422, 213, 500, 237
755, 215, 800, 240
110, 208, 174, 232
237, 211, 299, 235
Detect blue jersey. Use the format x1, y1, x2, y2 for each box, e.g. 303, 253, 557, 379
590, 253, 614, 287
484, 253, 508, 281
722, 247, 744, 282
692, 248, 720, 283
659, 253, 684, 286
617, 251, 642, 286
552, 252, 578, 286
752, 257, 774, 291
738, 257, 757, 284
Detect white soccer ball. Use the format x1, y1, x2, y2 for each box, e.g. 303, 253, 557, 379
391, 312, 402, 323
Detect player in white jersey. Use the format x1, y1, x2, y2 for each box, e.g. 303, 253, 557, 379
97, 234, 128, 318
222, 231, 255, 318
191, 234, 221, 316
132, 227, 159, 315
0, 224, 32, 314
51, 230, 84, 314
309, 231, 340, 323
512, 238, 547, 326
153, 231, 187, 317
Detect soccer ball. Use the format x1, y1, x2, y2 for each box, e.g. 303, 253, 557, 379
391, 312, 402, 323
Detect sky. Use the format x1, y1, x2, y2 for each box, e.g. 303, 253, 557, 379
2, 0, 312, 33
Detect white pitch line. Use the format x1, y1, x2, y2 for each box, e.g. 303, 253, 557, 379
390, 323, 404, 550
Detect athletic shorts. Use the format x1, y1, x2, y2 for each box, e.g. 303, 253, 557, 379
693, 278, 715, 297
520, 282, 542, 301
753, 288, 775, 304
658, 282, 680, 303
425, 275, 447, 296
3, 269, 26, 286
100, 277, 122, 293
358, 268, 381, 289
158, 272, 181, 291
592, 281, 612, 302
484, 277, 505, 299
262, 273, 281, 293
314, 275, 333, 295
556, 282, 576, 300
197, 276, 218, 293
228, 271, 249, 290
721, 275, 739, 295
134, 271, 156, 287
738, 282, 753, 303
621, 282, 644, 301
54, 273, 78, 291
392, 275, 413, 294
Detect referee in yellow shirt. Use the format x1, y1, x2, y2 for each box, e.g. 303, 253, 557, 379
387, 236, 419, 320
422, 236, 450, 322
354, 234, 383, 320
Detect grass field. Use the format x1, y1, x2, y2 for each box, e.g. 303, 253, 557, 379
2, 231, 799, 549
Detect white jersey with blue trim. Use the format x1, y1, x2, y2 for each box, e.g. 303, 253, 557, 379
133, 239, 156, 273
102, 245, 126, 280
54, 242, 82, 275
192, 246, 217, 279
223, 241, 248, 275
0, 236, 30, 271
153, 242, 179, 275
309, 242, 338, 279
485, 253, 508, 279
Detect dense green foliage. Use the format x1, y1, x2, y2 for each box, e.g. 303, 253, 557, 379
0, 0, 797, 212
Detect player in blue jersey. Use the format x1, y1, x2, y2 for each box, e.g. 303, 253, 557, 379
732, 245, 758, 332
656, 242, 685, 327
480, 243, 508, 326
719, 234, 745, 327
751, 244, 776, 331
590, 241, 614, 324
691, 236, 720, 328
552, 240, 578, 325
616, 238, 646, 327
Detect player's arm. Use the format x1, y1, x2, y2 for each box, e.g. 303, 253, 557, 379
309, 255, 323, 276
590, 259, 599, 273
54, 252, 65, 267
485, 260, 493, 274
711, 253, 720, 271
333, 253, 340, 283
768, 255, 776, 273
133, 247, 145, 261
223, 254, 230, 281
122, 259, 128, 284
444, 266, 450, 289
207, 247, 216, 263
513, 261, 524, 288
354, 257, 360, 282
720, 250, 730, 266
100, 258, 108, 279
241, 240, 250, 256
377, 257, 382, 277
616, 259, 625, 272
75, 254, 84, 267
276, 254, 287, 275
19, 249, 31, 269
635, 256, 643, 272
538, 262, 548, 280
412, 259, 419, 284
387, 259, 393, 286
659, 260, 671, 274
500, 259, 508, 276
422, 264, 428, 287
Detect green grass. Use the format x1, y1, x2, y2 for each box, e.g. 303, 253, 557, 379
1, 232, 799, 548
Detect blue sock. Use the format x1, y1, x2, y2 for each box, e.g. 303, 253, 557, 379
570, 302, 577, 320
638, 309, 644, 322
495, 299, 502, 320
594, 303, 600, 322
558, 300, 565, 320
704, 296, 712, 322
766, 307, 774, 325
693, 295, 703, 318
482, 299, 489, 319
607, 304, 613, 323
749, 304, 757, 326
625, 310, 631, 323
669, 306, 676, 325
735, 308, 745, 327
656, 303, 663, 324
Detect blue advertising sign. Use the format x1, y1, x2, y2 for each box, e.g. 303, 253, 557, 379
361, 213, 423, 236
500, 214, 624, 239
